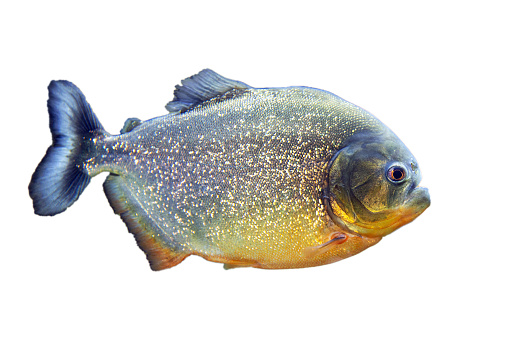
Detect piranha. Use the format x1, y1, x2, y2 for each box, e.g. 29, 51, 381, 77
29, 69, 430, 270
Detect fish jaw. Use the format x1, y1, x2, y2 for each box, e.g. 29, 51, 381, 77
353, 186, 430, 237
393, 186, 430, 229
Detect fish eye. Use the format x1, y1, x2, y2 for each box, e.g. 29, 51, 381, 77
386, 165, 406, 183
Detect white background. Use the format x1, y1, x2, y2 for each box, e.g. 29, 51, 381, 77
2, 1, 508, 338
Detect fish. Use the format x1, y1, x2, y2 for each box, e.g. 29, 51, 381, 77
29, 69, 430, 270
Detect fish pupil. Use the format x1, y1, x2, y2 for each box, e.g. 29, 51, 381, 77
393, 169, 404, 180
388, 166, 406, 182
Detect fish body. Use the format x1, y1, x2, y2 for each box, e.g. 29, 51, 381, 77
29, 70, 430, 270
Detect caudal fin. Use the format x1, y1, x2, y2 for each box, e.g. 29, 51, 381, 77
29, 81, 105, 216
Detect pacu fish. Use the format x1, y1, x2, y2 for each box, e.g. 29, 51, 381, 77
29, 69, 430, 270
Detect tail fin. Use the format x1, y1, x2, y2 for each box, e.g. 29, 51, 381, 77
29, 81, 105, 216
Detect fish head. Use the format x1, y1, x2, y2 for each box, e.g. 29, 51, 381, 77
327, 130, 430, 238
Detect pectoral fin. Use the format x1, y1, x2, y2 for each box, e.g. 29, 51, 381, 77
303, 233, 348, 258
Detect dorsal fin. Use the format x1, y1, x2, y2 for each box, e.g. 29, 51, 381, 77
165, 69, 250, 114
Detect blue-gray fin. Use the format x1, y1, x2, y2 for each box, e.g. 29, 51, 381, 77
120, 118, 143, 134
103, 174, 189, 271
165, 69, 251, 114
29, 80, 106, 216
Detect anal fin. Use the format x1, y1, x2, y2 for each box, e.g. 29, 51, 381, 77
103, 174, 188, 271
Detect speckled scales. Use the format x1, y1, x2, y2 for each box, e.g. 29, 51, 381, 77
86, 87, 384, 268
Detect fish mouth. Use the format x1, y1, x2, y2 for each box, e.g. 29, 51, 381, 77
325, 185, 430, 238
404, 186, 430, 212
367, 186, 430, 229
389, 186, 430, 229
330, 186, 430, 238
